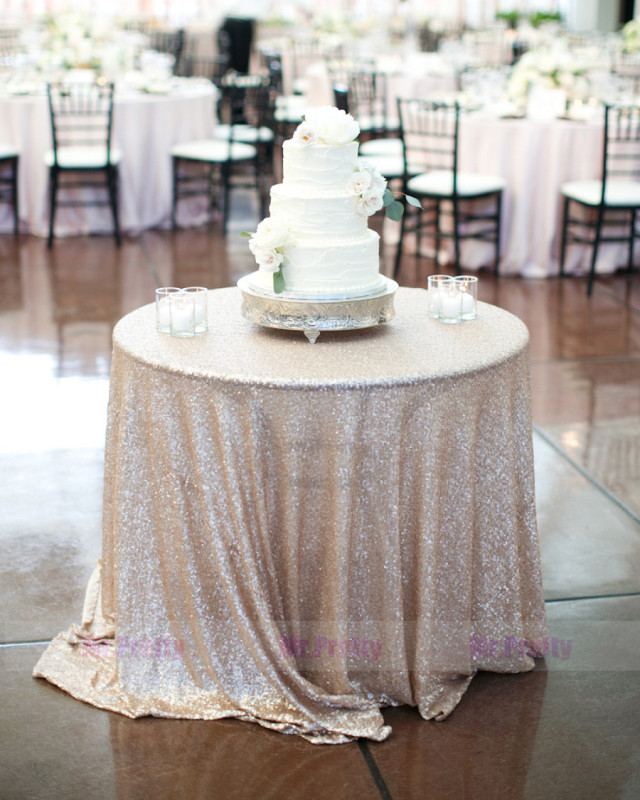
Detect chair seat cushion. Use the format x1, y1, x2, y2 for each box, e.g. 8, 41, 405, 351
274, 97, 305, 124
44, 146, 122, 168
357, 154, 405, 180
407, 170, 505, 198
357, 115, 400, 134
359, 138, 403, 157
0, 144, 19, 160
170, 139, 257, 162
214, 124, 274, 144
561, 179, 640, 207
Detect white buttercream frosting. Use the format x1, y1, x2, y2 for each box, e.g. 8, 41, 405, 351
270, 184, 370, 241
282, 140, 360, 192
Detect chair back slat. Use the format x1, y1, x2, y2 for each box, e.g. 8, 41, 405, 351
328, 66, 395, 137
603, 104, 640, 185
397, 98, 459, 185
220, 73, 274, 132
46, 82, 116, 165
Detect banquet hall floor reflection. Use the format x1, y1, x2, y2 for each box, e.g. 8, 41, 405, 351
0, 221, 639, 800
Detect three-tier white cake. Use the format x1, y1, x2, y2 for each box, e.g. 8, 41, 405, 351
245, 107, 388, 298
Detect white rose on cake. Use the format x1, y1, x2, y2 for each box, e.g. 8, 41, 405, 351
300, 106, 360, 146
252, 247, 283, 273
345, 168, 372, 197
360, 190, 385, 215
292, 121, 317, 147
248, 217, 292, 274
346, 161, 387, 216
251, 217, 290, 251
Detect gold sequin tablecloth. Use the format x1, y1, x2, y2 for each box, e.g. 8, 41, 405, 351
34, 287, 548, 744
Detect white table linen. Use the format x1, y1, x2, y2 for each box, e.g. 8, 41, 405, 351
0, 78, 217, 236
456, 112, 609, 277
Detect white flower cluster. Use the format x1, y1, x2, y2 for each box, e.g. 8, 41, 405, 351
35, 13, 142, 75
248, 217, 293, 273
345, 161, 387, 216
623, 19, 640, 53
292, 106, 360, 147
507, 49, 590, 105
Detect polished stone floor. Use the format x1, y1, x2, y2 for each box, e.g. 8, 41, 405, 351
0, 207, 639, 799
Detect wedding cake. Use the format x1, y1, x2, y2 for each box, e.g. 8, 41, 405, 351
245, 107, 388, 298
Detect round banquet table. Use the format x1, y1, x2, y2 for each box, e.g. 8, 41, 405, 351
0, 78, 217, 237
34, 286, 548, 744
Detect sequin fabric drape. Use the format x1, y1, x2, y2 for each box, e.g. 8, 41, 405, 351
34, 287, 548, 744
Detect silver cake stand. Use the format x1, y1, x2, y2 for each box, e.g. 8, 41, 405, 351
238, 275, 398, 343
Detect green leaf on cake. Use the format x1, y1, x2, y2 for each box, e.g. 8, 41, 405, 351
382, 188, 395, 208
385, 200, 404, 221
273, 268, 285, 294
406, 195, 422, 208
240, 231, 252, 237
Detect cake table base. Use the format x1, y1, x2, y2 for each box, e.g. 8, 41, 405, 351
238, 275, 398, 343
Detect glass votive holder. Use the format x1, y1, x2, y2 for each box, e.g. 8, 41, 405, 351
427, 274, 453, 319
454, 275, 478, 320
156, 287, 180, 333
170, 289, 196, 338
438, 281, 462, 324
184, 286, 208, 334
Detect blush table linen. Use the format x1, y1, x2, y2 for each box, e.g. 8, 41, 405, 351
0, 79, 217, 237
34, 287, 548, 744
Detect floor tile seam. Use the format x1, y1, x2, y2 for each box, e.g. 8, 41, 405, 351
595, 282, 640, 314
545, 591, 640, 605
357, 740, 393, 800
532, 423, 640, 527
0, 640, 50, 648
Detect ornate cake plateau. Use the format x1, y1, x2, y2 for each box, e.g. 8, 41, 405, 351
238, 275, 398, 343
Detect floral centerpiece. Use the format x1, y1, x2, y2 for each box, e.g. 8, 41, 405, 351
507, 48, 590, 108
622, 18, 640, 54
34, 13, 142, 77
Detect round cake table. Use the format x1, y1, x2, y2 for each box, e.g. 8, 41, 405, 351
34, 287, 548, 744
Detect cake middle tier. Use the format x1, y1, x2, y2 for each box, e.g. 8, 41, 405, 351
270, 184, 370, 241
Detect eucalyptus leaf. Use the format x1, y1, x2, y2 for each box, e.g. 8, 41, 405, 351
273, 269, 285, 294
406, 195, 422, 209
385, 200, 404, 221
382, 188, 394, 207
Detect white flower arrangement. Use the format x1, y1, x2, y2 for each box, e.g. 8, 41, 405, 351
247, 217, 292, 273
34, 13, 142, 75
292, 106, 360, 146
507, 49, 590, 106
245, 217, 293, 293
622, 18, 640, 54
345, 161, 387, 216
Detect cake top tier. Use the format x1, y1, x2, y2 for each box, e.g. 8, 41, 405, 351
282, 140, 359, 190
282, 106, 362, 192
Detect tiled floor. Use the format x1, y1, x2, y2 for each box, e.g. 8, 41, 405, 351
1, 208, 639, 799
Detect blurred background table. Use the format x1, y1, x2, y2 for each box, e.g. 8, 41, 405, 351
0, 77, 217, 236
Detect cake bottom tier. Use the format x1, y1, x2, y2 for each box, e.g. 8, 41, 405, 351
254, 229, 382, 296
